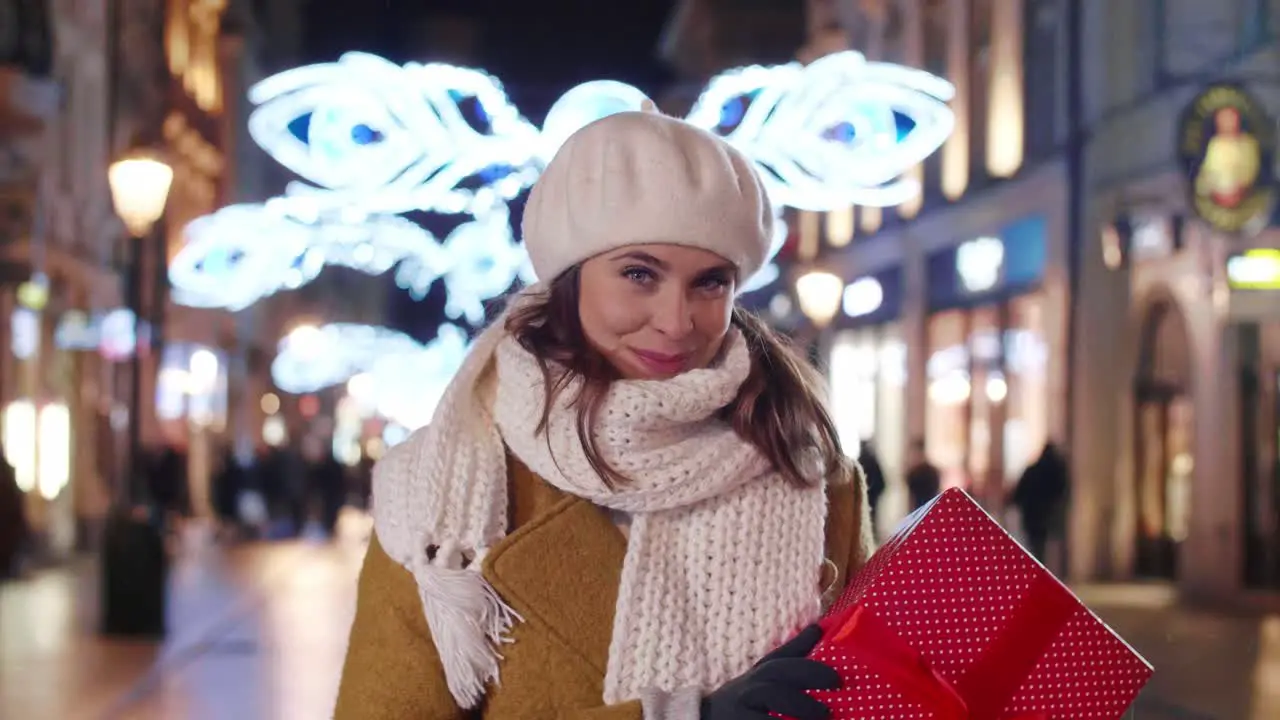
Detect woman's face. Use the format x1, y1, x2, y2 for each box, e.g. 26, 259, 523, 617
577, 243, 737, 379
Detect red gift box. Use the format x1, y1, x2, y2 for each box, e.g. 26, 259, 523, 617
805, 488, 1152, 719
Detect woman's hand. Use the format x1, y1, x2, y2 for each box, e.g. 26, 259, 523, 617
699, 624, 841, 720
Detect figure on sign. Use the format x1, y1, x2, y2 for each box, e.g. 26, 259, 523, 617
1195, 106, 1261, 209
1177, 83, 1277, 235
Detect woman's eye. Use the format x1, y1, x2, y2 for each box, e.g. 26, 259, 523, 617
697, 276, 730, 293
622, 267, 656, 284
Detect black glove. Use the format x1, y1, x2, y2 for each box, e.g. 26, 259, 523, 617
700, 624, 842, 720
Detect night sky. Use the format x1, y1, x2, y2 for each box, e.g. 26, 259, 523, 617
301, 0, 678, 121
295, 0, 680, 343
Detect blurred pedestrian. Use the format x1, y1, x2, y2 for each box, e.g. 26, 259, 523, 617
1010, 441, 1069, 564
0, 454, 28, 579
306, 443, 348, 537
212, 448, 246, 539
858, 439, 887, 528
905, 438, 941, 511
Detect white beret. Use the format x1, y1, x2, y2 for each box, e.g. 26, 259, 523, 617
521, 111, 774, 287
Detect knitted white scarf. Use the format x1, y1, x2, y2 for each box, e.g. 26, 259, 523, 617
372, 290, 828, 711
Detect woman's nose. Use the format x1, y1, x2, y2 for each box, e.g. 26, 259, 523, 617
650, 291, 695, 339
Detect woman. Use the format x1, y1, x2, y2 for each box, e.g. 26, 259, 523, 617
335, 109, 874, 720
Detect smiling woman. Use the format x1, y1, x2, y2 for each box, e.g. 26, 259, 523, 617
579, 245, 736, 379
336, 109, 873, 720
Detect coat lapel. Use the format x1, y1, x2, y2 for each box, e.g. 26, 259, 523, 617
482, 493, 626, 676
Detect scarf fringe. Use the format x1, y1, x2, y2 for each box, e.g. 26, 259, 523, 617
413, 556, 523, 709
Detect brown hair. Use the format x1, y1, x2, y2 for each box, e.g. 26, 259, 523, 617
504, 266, 855, 489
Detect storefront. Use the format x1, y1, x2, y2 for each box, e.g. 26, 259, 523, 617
827, 267, 907, 535
808, 160, 1069, 543
155, 341, 229, 520
922, 215, 1052, 513
1224, 249, 1280, 590
0, 268, 123, 561
1074, 79, 1280, 596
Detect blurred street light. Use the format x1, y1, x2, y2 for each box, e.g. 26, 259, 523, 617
188, 348, 220, 394
101, 148, 173, 639
795, 269, 845, 328
108, 154, 174, 237
346, 372, 374, 405
285, 323, 326, 358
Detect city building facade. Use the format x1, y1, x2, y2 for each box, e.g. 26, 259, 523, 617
1, 0, 130, 558
0, 0, 305, 557
789, 0, 1071, 544
1071, 0, 1280, 597
657, 0, 807, 113
789, 0, 1280, 601
154, 0, 312, 521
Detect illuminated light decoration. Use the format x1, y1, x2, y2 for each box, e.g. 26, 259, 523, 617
248, 52, 542, 218
271, 323, 423, 395
3, 400, 36, 492
173, 51, 953, 311
985, 372, 1009, 403
170, 203, 451, 310
842, 277, 885, 318
171, 202, 534, 317
383, 423, 410, 447
768, 292, 793, 320
17, 274, 49, 311
432, 205, 537, 323
54, 308, 139, 360
170, 204, 313, 311
956, 236, 1005, 293
263, 415, 288, 447
37, 403, 70, 500
538, 80, 653, 163
1227, 248, 1280, 290
685, 51, 956, 211
10, 309, 38, 360
271, 323, 473, 430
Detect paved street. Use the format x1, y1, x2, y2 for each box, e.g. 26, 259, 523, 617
1078, 583, 1280, 720
0, 516, 370, 720
0, 518, 1276, 719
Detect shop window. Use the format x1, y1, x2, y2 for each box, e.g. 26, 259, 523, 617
967, 305, 1001, 492
830, 330, 878, 455
155, 342, 228, 429
926, 293, 1050, 504
926, 309, 970, 489
1004, 293, 1049, 484
830, 324, 909, 534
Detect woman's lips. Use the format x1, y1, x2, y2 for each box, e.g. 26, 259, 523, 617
630, 348, 691, 376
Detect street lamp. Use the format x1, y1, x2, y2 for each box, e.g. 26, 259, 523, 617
108, 157, 174, 236
794, 269, 845, 329
101, 150, 173, 638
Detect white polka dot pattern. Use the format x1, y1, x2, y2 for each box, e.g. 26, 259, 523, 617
804, 488, 1153, 719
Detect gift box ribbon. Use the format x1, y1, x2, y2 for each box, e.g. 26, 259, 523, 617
827, 572, 1079, 719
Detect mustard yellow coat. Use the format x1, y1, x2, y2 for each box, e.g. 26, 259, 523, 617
334, 457, 873, 719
